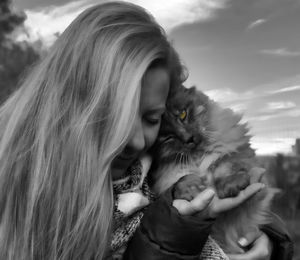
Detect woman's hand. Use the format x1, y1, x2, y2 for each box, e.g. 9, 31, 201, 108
172, 182, 265, 218
227, 231, 273, 260
172, 167, 266, 217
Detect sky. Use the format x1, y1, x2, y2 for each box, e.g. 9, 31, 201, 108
13, 0, 300, 155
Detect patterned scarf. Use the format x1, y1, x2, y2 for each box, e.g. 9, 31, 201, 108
110, 155, 229, 260
111, 156, 154, 258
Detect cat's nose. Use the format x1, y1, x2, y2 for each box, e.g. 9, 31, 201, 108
184, 136, 196, 149
186, 142, 196, 149
193, 134, 202, 145
185, 135, 202, 148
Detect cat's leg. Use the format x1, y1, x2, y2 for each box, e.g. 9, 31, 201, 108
212, 161, 251, 199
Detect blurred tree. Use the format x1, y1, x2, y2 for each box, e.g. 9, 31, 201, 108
292, 138, 300, 155
273, 153, 287, 190
0, 0, 40, 103
270, 153, 300, 218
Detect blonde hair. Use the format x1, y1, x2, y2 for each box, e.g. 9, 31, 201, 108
0, 2, 184, 259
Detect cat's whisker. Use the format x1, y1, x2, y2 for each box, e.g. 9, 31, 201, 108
183, 153, 188, 166
175, 152, 181, 164
181, 152, 186, 167
186, 153, 191, 165
179, 152, 184, 166
175, 153, 178, 163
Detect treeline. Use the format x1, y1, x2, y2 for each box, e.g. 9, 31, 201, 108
0, 0, 40, 103
258, 154, 300, 219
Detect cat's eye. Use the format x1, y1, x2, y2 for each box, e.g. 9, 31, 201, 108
179, 110, 187, 121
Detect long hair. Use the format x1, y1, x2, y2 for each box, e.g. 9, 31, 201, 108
0, 2, 184, 259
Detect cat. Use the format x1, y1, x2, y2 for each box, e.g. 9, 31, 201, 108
149, 84, 276, 254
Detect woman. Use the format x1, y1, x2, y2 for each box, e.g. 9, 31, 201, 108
0, 2, 291, 259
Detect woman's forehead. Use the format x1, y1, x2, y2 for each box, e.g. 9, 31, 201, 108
140, 67, 170, 112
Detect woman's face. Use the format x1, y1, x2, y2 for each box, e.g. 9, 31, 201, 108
111, 66, 170, 180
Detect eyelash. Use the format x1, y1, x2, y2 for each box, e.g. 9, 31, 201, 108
145, 117, 161, 125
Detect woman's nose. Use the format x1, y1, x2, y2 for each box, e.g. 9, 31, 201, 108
127, 118, 146, 152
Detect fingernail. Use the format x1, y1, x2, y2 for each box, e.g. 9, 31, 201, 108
238, 237, 248, 247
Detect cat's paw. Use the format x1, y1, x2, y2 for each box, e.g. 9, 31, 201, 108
215, 172, 250, 199
172, 174, 208, 201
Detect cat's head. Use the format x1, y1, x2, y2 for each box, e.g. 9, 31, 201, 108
151, 85, 212, 164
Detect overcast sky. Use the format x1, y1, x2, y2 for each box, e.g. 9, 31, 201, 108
13, 0, 300, 155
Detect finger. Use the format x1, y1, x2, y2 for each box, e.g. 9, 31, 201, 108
190, 188, 215, 211
214, 183, 265, 214
172, 188, 215, 215
227, 253, 248, 260
227, 245, 261, 260
227, 252, 253, 260
249, 167, 265, 183
227, 245, 265, 260
228, 232, 271, 260
172, 199, 195, 215
238, 229, 262, 248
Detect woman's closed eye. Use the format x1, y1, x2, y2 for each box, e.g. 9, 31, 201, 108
143, 107, 165, 126
144, 115, 161, 125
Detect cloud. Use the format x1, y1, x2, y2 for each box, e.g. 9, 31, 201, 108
203, 87, 263, 116
247, 18, 266, 29
204, 87, 255, 103
198, 86, 299, 156
15, 0, 95, 47
267, 85, 300, 94
251, 137, 294, 155
247, 108, 300, 122
266, 101, 296, 111
228, 103, 248, 113
130, 0, 229, 31
16, 0, 229, 47
259, 48, 300, 57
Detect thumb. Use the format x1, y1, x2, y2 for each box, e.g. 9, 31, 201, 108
172, 188, 215, 215
249, 167, 265, 183
238, 229, 261, 248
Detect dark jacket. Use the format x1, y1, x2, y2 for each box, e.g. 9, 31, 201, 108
124, 188, 293, 260
261, 213, 293, 260
124, 188, 215, 260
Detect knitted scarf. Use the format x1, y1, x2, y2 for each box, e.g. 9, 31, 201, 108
111, 156, 154, 258
110, 155, 229, 260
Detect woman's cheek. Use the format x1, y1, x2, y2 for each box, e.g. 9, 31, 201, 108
145, 124, 161, 150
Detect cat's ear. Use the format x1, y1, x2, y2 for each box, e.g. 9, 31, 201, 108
187, 86, 197, 94
170, 84, 185, 97
195, 105, 205, 115
176, 84, 196, 94
180, 84, 187, 91
178, 84, 191, 93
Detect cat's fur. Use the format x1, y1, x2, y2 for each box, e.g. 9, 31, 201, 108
150, 85, 276, 254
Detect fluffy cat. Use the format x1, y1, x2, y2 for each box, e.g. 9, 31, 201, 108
150, 85, 276, 254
